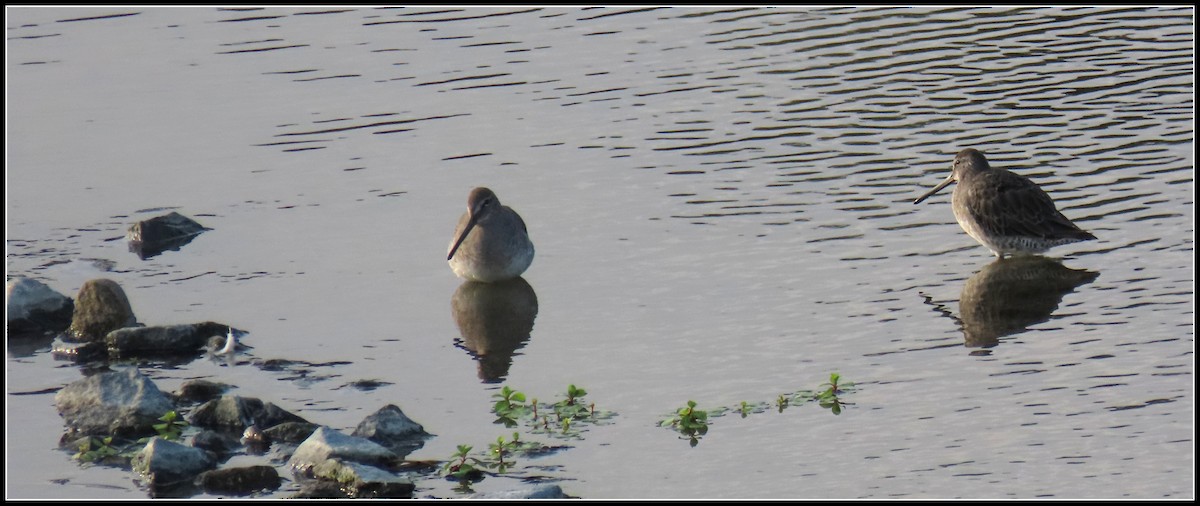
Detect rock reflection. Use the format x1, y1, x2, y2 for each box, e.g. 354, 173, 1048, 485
451, 278, 538, 383
959, 257, 1099, 350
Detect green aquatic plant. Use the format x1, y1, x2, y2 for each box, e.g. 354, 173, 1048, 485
444, 432, 549, 485
819, 393, 846, 415
485, 432, 545, 473
552, 384, 590, 421
452, 383, 611, 489
487, 435, 513, 474
453, 381, 615, 489
491, 386, 531, 428
660, 373, 859, 444
152, 410, 188, 441
74, 436, 120, 463
815, 372, 855, 415
491, 383, 613, 438
819, 372, 853, 396
441, 444, 486, 483
660, 400, 709, 447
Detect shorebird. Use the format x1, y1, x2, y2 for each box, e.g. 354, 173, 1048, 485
447, 187, 534, 282
218, 327, 237, 355
913, 148, 1096, 257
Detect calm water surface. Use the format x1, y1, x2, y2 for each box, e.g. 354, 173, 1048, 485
6, 6, 1193, 499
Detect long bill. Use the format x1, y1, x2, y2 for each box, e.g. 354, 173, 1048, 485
913, 174, 955, 205
447, 216, 479, 261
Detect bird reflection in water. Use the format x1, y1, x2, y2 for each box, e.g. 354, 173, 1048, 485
450, 277, 538, 383
957, 256, 1098, 353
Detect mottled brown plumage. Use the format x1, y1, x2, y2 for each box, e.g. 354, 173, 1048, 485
914, 149, 1096, 257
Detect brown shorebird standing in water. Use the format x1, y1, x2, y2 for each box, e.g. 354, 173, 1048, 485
447, 187, 534, 282
913, 148, 1097, 257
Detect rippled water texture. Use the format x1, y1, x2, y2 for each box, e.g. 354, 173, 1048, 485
6, 6, 1194, 499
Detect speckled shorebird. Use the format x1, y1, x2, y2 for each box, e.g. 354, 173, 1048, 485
447, 187, 534, 282
913, 148, 1096, 257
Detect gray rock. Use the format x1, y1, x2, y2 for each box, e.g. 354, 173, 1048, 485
262, 421, 320, 443
127, 211, 209, 260
54, 368, 175, 437
188, 395, 308, 431
469, 483, 570, 499
175, 379, 232, 404
6, 278, 74, 335
310, 459, 414, 499
132, 437, 217, 486
291, 480, 351, 499
66, 279, 137, 342
352, 404, 431, 457
190, 430, 241, 456
105, 322, 227, 356
196, 465, 281, 496
288, 426, 399, 473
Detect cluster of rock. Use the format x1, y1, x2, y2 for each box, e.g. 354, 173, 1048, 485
8, 212, 573, 499
9, 276, 237, 362
54, 367, 435, 498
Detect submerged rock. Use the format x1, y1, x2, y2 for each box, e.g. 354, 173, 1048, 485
310, 459, 415, 499
196, 465, 281, 496
6, 277, 74, 335
50, 336, 109, 363
106, 322, 228, 356
190, 430, 242, 457
188, 395, 308, 432
132, 437, 217, 486
291, 480, 352, 499
54, 368, 175, 437
352, 404, 432, 458
67, 279, 137, 342
262, 421, 321, 444
469, 483, 570, 499
127, 211, 209, 260
288, 426, 400, 473
175, 379, 233, 404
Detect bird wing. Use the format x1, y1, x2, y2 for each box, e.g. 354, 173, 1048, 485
960, 171, 1095, 241
510, 207, 529, 235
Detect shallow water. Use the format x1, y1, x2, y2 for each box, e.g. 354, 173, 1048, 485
6, 6, 1194, 499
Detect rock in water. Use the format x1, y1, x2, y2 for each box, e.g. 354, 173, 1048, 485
288, 426, 399, 473
105, 322, 228, 356
54, 368, 175, 437
6, 277, 74, 335
351, 405, 431, 458
196, 466, 282, 495
67, 279, 137, 342
127, 211, 209, 259
188, 395, 308, 431
132, 437, 216, 486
